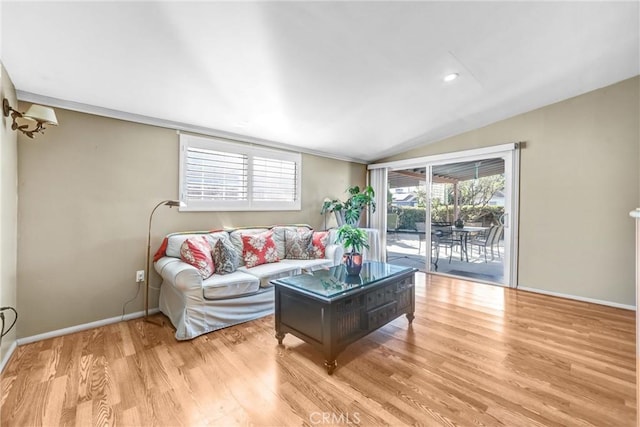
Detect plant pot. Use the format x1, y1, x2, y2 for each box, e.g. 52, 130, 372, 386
343, 253, 363, 276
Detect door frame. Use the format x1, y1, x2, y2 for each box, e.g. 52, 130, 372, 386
369, 142, 520, 287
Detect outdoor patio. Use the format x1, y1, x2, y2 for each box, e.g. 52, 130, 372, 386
386, 231, 504, 284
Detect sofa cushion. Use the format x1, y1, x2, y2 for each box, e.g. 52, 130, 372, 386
310, 231, 330, 259
284, 229, 313, 260
180, 236, 215, 279
206, 231, 233, 249
272, 226, 310, 259
166, 231, 229, 258
211, 238, 239, 274
167, 233, 208, 258
238, 262, 301, 288
241, 230, 279, 268
202, 270, 260, 300
280, 258, 333, 271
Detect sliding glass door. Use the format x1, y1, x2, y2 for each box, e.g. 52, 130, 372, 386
426, 156, 511, 285
379, 144, 519, 287
385, 168, 429, 271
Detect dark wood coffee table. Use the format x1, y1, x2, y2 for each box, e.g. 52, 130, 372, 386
272, 261, 416, 374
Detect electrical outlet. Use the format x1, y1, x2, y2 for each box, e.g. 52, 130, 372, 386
136, 270, 145, 283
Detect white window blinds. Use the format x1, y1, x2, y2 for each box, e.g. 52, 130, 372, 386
253, 156, 298, 202
185, 147, 248, 201
179, 134, 301, 211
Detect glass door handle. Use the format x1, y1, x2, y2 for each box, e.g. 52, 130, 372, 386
501, 213, 509, 227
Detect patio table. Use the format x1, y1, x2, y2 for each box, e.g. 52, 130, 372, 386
392, 226, 488, 265
449, 226, 489, 262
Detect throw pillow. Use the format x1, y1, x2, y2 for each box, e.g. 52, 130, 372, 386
284, 229, 313, 260
309, 231, 330, 259
180, 236, 215, 279
241, 230, 279, 268
211, 238, 239, 275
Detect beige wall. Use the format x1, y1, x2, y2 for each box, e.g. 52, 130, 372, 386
0, 63, 18, 365
16, 108, 365, 338
13, 76, 638, 339
380, 76, 640, 306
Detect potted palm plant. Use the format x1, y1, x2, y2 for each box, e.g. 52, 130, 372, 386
321, 185, 376, 227
335, 224, 370, 276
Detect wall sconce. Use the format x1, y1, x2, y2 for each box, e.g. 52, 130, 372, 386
2, 98, 58, 138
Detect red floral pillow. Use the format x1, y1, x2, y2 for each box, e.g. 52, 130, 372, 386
241, 231, 279, 268
309, 231, 330, 259
180, 236, 215, 279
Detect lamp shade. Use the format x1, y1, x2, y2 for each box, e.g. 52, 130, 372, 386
165, 200, 184, 208
24, 104, 58, 126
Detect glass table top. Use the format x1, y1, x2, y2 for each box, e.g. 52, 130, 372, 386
275, 261, 414, 298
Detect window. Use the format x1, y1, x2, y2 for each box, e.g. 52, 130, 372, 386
179, 133, 301, 211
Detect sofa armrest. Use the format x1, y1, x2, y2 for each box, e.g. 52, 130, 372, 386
324, 244, 344, 266
155, 257, 202, 293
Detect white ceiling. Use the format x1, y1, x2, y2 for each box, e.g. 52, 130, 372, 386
2, 1, 638, 162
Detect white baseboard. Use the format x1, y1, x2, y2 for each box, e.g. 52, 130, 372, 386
0, 340, 18, 373
517, 286, 636, 311
16, 308, 161, 346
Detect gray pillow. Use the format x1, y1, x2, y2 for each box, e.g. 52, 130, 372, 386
284, 229, 313, 260
212, 238, 239, 274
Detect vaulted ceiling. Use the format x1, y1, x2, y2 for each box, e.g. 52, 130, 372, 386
2, 1, 638, 162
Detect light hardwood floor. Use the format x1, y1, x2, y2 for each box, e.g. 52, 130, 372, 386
1, 273, 635, 426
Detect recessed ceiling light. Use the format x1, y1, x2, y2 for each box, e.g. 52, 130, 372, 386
443, 73, 459, 82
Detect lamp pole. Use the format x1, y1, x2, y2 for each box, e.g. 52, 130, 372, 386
145, 199, 182, 323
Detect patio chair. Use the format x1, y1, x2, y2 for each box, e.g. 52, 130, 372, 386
416, 222, 445, 255
431, 222, 457, 263
417, 223, 449, 270
469, 225, 502, 262
490, 225, 504, 259
430, 229, 442, 271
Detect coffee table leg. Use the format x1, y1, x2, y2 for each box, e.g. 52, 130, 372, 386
324, 359, 337, 375
406, 312, 415, 324
275, 331, 285, 345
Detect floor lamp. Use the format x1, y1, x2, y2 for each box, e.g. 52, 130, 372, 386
145, 199, 183, 324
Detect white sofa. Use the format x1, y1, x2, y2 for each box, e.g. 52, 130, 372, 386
154, 225, 343, 340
